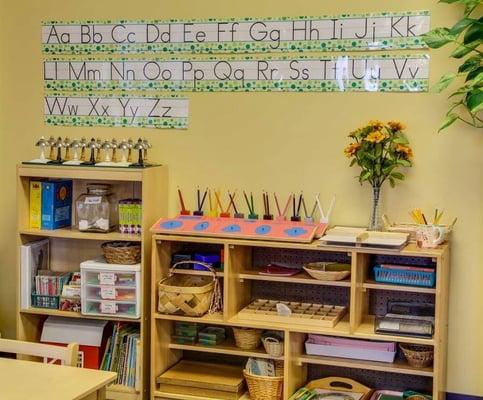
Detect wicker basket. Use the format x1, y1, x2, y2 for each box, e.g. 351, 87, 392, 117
244, 369, 284, 400
262, 336, 284, 357
102, 241, 141, 264
303, 262, 351, 281
158, 261, 222, 317
399, 344, 434, 368
233, 327, 263, 350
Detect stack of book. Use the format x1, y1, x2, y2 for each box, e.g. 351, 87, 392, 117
100, 322, 141, 389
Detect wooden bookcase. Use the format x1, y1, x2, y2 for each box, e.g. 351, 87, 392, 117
16, 164, 168, 400
151, 235, 449, 400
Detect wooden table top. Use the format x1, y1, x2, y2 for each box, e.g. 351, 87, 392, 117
0, 358, 117, 400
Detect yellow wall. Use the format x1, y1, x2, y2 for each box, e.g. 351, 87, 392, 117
1, 0, 482, 395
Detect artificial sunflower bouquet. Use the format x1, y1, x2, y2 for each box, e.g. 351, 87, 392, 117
344, 120, 413, 230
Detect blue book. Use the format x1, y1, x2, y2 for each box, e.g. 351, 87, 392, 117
41, 180, 72, 230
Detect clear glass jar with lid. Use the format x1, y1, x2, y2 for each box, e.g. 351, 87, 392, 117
76, 184, 118, 232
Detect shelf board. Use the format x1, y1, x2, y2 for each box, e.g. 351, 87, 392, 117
172, 269, 224, 277
17, 164, 148, 182
353, 316, 435, 346
155, 312, 352, 337
237, 269, 350, 287
19, 227, 142, 242
363, 280, 436, 294
154, 312, 227, 324
153, 234, 447, 258
297, 354, 433, 377
153, 390, 250, 400
20, 308, 141, 322
168, 337, 283, 360
107, 384, 140, 400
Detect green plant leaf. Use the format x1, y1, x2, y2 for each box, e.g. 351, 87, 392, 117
389, 177, 396, 188
450, 18, 476, 35
393, 136, 409, 144
397, 159, 412, 167
375, 143, 383, 157
451, 40, 483, 58
422, 27, 457, 48
391, 172, 405, 180
439, 0, 460, 3
350, 158, 357, 167
466, 66, 483, 82
464, 21, 483, 43
360, 170, 371, 182
466, 89, 483, 113
458, 55, 481, 73
433, 73, 458, 92
438, 113, 459, 132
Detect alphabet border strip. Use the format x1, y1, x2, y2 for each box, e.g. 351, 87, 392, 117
44, 93, 189, 129
42, 10, 430, 55
43, 54, 430, 93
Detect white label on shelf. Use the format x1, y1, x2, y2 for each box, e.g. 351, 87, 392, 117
84, 196, 102, 204
99, 272, 116, 285
100, 301, 117, 314
100, 286, 116, 300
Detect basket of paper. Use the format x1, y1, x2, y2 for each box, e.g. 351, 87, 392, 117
244, 358, 284, 400
158, 261, 222, 317
303, 262, 351, 281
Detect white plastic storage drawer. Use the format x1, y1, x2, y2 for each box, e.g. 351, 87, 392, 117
80, 259, 141, 319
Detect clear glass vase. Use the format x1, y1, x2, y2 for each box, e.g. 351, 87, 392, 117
368, 185, 383, 231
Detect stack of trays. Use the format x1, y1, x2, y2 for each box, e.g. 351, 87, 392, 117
172, 322, 199, 344
198, 326, 226, 346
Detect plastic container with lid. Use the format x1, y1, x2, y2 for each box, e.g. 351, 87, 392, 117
76, 184, 118, 232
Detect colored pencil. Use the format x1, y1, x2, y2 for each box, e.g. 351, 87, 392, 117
229, 191, 238, 214
214, 190, 223, 211
296, 193, 302, 217
301, 195, 308, 218
177, 188, 186, 212
243, 191, 253, 214
274, 193, 282, 216
199, 188, 208, 210
250, 192, 254, 213
282, 194, 292, 217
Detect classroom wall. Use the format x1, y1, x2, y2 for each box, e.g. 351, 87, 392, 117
0, 0, 482, 395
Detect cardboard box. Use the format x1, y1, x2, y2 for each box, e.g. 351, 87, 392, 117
29, 181, 42, 229
41, 180, 72, 230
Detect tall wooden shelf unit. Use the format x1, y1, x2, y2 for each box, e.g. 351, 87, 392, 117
16, 164, 168, 400
151, 235, 449, 400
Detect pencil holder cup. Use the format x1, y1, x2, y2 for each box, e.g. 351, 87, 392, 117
290, 216, 301, 222
180, 210, 190, 216
220, 212, 230, 218
248, 213, 259, 220
416, 225, 449, 248
193, 211, 204, 216
234, 213, 244, 219
275, 216, 286, 222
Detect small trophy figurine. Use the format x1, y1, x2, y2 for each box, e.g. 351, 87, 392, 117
79, 137, 88, 162
63, 137, 72, 161
47, 136, 56, 160
29, 136, 49, 164
111, 138, 118, 163
86, 137, 98, 165
142, 138, 152, 165
64, 138, 84, 165
132, 138, 146, 167
117, 140, 131, 167
127, 138, 134, 163
96, 139, 114, 166
49, 136, 64, 164
95, 138, 102, 163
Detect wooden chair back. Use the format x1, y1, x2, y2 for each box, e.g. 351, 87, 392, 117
0, 338, 79, 367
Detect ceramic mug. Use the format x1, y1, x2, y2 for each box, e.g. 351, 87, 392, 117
416, 225, 448, 248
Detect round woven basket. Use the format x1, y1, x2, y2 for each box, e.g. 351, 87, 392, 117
244, 369, 283, 400
233, 327, 263, 350
262, 336, 284, 357
102, 241, 141, 264
158, 261, 221, 317
303, 262, 351, 281
399, 344, 434, 368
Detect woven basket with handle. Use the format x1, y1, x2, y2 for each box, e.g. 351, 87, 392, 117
262, 336, 284, 357
158, 261, 222, 317
244, 365, 284, 400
